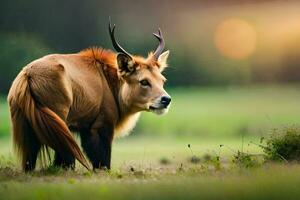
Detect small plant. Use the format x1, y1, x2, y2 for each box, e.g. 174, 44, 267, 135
200, 145, 223, 170
108, 170, 124, 179
159, 157, 171, 165
202, 153, 212, 162
190, 155, 201, 164
232, 151, 260, 168
41, 165, 64, 175
177, 163, 184, 172
223, 140, 260, 169
263, 126, 300, 162
202, 153, 221, 170
187, 144, 201, 164
210, 155, 221, 170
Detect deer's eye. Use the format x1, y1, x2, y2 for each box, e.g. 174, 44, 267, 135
140, 79, 151, 87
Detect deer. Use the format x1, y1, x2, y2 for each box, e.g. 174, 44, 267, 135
7, 19, 171, 171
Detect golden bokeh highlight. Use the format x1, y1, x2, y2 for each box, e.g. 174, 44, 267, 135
215, 18, 257, 60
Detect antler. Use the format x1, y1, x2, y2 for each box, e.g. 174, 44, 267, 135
109, 17, 132, 57
109, 17, 165, 60
153, 28, 165, 60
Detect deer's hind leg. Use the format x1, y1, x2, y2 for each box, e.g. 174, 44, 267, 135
11, 108, 41, 172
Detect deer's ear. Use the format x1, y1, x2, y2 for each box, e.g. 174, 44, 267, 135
157, 50, 169, 72
117, 53, 135, 76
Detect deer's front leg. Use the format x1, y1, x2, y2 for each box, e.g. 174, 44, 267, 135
80, 125, 114, 170
97, 125, 114, 169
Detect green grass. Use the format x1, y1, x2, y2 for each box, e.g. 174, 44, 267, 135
1, 84, 300, 199
0, 137, 299, 200
0, 136, 263, 169
2, 84, 300, 138
0, 136, 299, 200
1, 165, 300, 200
0, 96, 10, 138
138, 84, 300, 138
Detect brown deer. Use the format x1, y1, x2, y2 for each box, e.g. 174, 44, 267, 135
7, 19, 171, 171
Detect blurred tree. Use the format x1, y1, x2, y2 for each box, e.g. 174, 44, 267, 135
0, 0, 300, 94
0, 33, 51, 93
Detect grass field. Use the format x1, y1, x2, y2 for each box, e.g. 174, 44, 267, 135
1, 164, 300, 200
1, 85, 300, 199
0, 137, 299, 200
139, 84, 300, 139
1, 84, 300, 138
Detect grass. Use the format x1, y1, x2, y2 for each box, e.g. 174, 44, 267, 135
139, 84, 300, 137
0, 136, 263, 169
0, 96, 9, 138
1, 84, 300, 199
2, 84, 300, 138
263, 126, 300, 162
0, 137, 299, 200
1, 165, 300, 200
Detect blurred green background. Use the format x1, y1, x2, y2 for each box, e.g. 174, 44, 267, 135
1, 0, 300, 140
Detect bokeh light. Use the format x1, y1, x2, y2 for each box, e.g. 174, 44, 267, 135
214, 18, 257, 60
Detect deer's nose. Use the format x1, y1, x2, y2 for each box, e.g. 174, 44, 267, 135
161, 96, 171, 107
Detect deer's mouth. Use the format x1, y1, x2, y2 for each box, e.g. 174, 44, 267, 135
149, 105, 168, 115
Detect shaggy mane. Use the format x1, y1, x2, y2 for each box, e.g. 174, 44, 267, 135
79, 47, 117, 68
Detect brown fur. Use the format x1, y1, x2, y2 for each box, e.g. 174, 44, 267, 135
8, 47, 170, 171
8, 70, 89, 170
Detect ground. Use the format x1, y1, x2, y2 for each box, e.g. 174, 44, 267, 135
1, 85, 300, 199
0, 138, 298, 200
